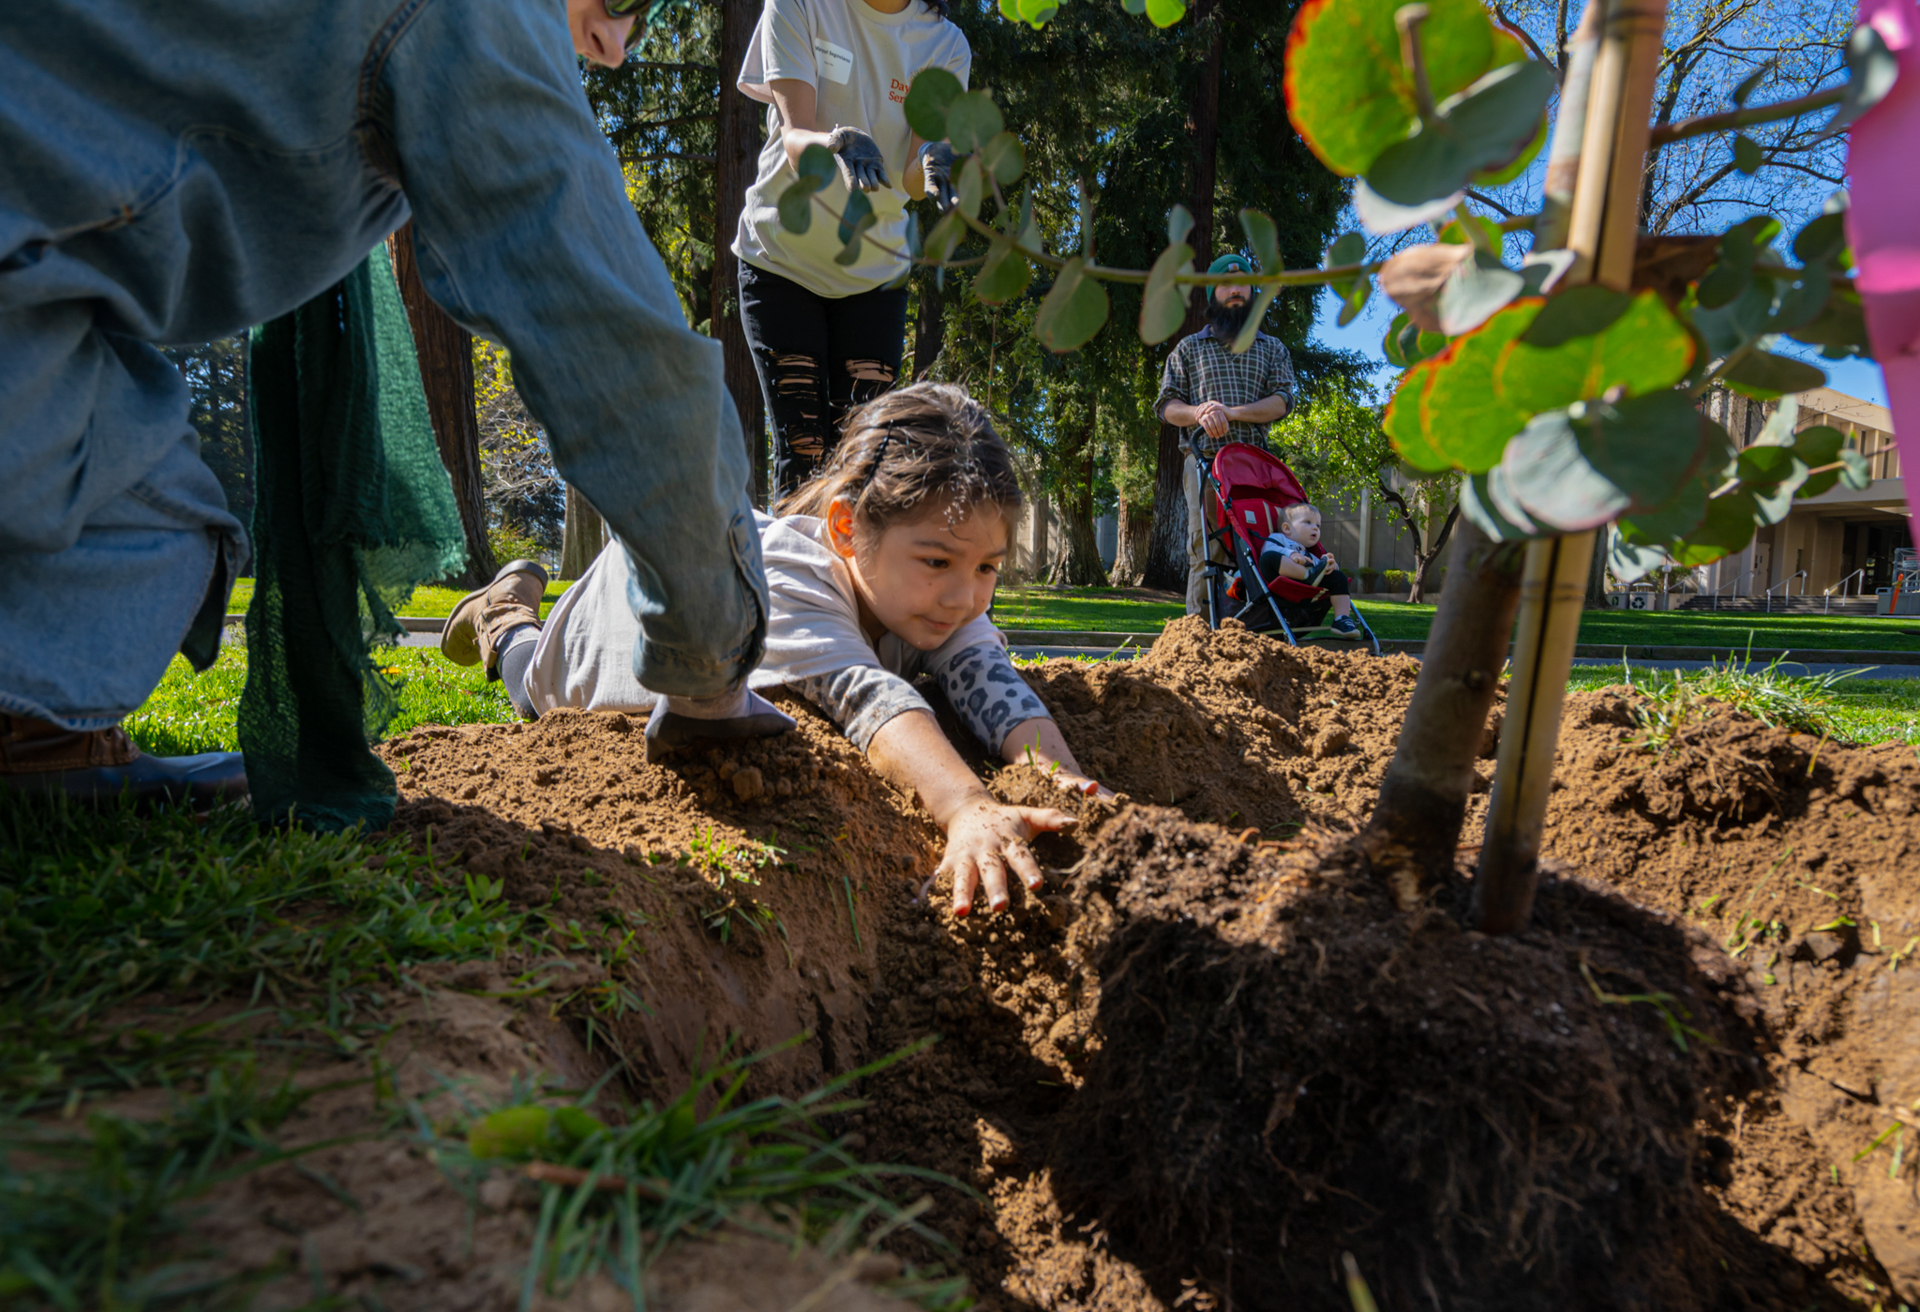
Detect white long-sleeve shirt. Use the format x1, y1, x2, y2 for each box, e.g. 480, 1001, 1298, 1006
523, 512, 1049, 752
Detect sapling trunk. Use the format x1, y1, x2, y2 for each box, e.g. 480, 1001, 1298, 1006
1360, 520, 1526, 908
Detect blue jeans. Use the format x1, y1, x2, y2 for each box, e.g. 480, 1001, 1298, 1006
0, 0, 765, 729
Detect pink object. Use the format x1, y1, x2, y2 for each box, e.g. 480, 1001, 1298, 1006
1847, 0, 1920, 519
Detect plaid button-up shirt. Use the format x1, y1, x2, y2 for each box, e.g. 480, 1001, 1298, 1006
1154, 326, 1298, 461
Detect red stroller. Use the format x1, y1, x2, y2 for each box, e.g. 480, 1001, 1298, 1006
1195, 442, 1382, 655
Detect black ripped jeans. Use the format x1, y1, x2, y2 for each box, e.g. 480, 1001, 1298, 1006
738, 262, 910, 499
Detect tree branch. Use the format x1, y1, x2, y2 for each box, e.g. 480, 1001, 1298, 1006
1648, 84, 1844, 146
620, 152, 718, 165
1493, 4, 1555, 73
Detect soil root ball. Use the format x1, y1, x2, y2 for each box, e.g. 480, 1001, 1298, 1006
1053, 808, 1768, 1310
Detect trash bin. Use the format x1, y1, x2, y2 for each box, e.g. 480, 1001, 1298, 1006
1879, 587, 1896, 615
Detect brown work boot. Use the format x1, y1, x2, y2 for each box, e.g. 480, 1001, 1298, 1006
441, 558, 550, 674
0, 713, 247, 808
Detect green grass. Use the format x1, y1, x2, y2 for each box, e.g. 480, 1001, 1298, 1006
987, 585, 1185, 632
1566, 661, 1920, 749
224, 578, 573, 621
126, 641, 517, 757
1358, 603, 1920, 652
0, 792, 539, 1114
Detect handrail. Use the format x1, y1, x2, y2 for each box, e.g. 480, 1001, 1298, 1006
1764, 570, 1808, 612
1825, 566, 1868, 612
1709, 572, 1741, 611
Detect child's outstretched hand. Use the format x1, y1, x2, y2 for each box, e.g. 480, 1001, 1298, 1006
941, 797, 1076, 917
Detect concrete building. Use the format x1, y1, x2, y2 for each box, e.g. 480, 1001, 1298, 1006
1698, 385, 1908, 601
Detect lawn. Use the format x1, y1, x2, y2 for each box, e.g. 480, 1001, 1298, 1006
221, 578, 1920, 653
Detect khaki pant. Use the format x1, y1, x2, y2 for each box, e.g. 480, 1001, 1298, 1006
1183, 456, 1227, 616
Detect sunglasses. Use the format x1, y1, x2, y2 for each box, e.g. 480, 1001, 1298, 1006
604, 0, 650, 49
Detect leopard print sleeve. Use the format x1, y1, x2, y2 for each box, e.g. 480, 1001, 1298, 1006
793, 665, 932, 752
935, 641, 1052, 755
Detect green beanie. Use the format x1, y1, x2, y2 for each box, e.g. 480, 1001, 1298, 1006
1208, 252, 1254, 276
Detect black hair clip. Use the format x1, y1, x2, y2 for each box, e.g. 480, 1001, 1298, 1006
859, 424, 897, 491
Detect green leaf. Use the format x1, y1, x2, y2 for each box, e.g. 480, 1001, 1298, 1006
1435, 254, 1523, 336
974, 235, 1031, 305
1827, 22, 1900, 134
979, 132, 1025, 187
1618, 474, 1710, 544
1438, 213, 1502, 252
1016, 0, 1059, 25
1459, 469, 1539, 540
1239, 208, 1279, 273
1144, 0, 1187, 28
1792, 425, 1847, 498
1140, 241, 1197, 344
1732, 134, 1764, 174
1383, 311, 1414, 368
1230, 284, 1281, 353
1412, 300, 1539, 471
836, 188, 874, 247
1693, 275, 1775, 357
1670, 490, 1758, 567
1517, 248, 1576, 297
1336, 275, 1372, 327
999, 0, 1019, 18
1472, 105, 1548, 187
1697, 215, 1780, 309
1519, 285, 1633, 349
1732, 60, 1774, 107
1498, 409, 1631, 531
1610, 536, 1673, 584
1722, 349, 1825, 400
1122, 0, 1147, 12
1284, 0, 1500, 177
954, 156, 985, 220
924, 209, 965, 265
777, 178, 819, 235
1792, 208, 1848, 266
1770, 265, 1832, 332
1326, 230, 1367, 269
903, 68, 963, 141
1495, 289, 1695, 413
1034, 257, 1110, 351
1576, 390, 1712, 510
1838, 447, 1873, 488
1167, 204, 1195, 247
1364, 60, 1557, 207
1786, 286, 1870, 359
1353, 181, 1465, 235
796, 142, 837, 187
1383, 356, 1453, 472
947, 91, 1005, 155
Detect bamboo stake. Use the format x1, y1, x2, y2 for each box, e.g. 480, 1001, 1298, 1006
1471, 0, 1667, 934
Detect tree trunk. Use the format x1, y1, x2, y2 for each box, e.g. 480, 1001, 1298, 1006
1049, 439, 1108, 586
1584, 525, 1611, 606
913, 274, 946, 380
1030, 495, 1051, 585
1358, 520, 1527, 909
1112, 490, 1153, 585
560, 483, 608, 579
1407, 503, 1460, 603
1141, 0, 1223, 592
387, 223, 495, 588
712, 0, 767, 506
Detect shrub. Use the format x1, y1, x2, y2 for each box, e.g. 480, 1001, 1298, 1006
1356, 568, 1381, 594
489, 521, 545, 566
1383, 569, 1413, 594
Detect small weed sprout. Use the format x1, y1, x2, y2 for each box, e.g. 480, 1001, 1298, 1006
1579, 961, 1711, 1052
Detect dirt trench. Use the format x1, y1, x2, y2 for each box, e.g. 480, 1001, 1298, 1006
191, 618, 1919, 1309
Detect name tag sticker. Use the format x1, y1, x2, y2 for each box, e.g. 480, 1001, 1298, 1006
813, 37, 854, 84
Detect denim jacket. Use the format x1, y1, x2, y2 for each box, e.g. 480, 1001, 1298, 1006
1, 0, 767, 712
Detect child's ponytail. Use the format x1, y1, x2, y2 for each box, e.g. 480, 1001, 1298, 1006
777, 383, 1023, 543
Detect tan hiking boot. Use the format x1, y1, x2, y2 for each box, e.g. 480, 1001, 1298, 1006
0, 713, 247, 807
441, 558, 550, 673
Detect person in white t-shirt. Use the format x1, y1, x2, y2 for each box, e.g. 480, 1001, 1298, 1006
474, 384, 1111, 918
733, 0, 970, 496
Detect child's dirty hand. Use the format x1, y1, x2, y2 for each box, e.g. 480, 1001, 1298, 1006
941, 798, 1077, 918
1050, 769, 1117, 802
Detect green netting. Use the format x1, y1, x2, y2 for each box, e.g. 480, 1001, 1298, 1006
240, 245, 468, 832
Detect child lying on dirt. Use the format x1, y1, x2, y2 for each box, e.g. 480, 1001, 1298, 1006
1260, 502, 1361, 638
443, 382, 1113, 918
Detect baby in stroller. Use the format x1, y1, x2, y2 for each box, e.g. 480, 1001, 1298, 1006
1257, 502, 1361, 638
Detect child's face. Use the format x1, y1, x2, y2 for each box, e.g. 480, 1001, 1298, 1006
1284, 507, 1322, 548
829, 500, 1008, 651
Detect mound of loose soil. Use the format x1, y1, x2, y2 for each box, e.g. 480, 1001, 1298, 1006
184, 617, 1913, 1310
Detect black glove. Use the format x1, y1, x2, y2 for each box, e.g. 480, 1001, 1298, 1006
919, 142, 957, 211
826, 126, 889, 192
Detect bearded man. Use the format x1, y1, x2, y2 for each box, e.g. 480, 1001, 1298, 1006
1155, 253, 1298, 615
